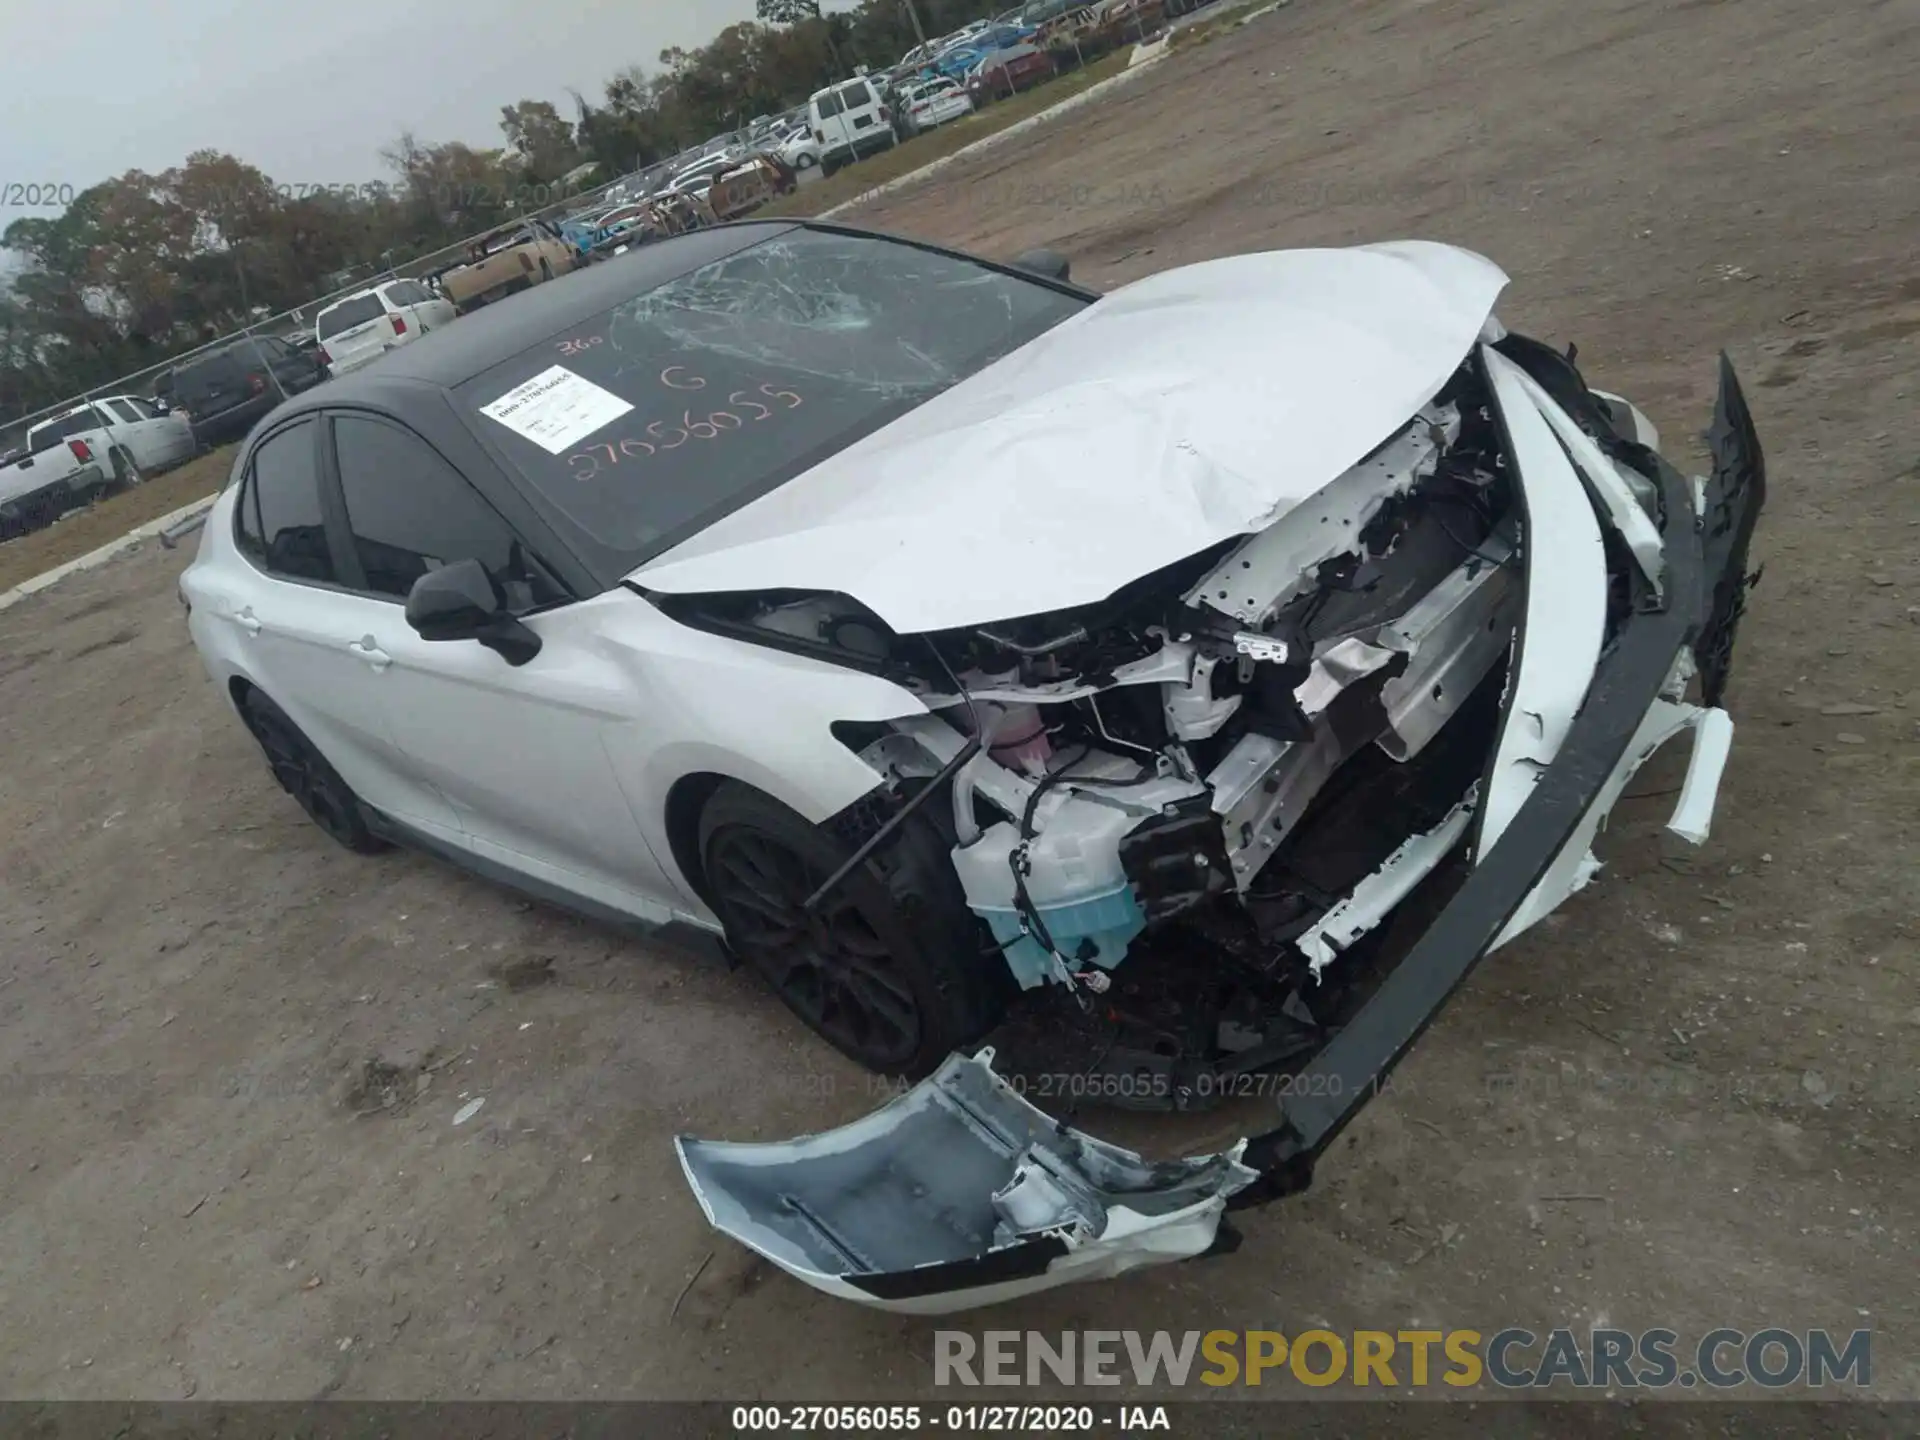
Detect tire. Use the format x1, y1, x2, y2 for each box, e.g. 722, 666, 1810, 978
821, 155, 841, 178
539, 258, 553, 281
697, 781, 1008, 1078
239, 689, 389, 855
109, 449, 142, 492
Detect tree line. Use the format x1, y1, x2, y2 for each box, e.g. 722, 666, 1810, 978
1, 0, 1011, 421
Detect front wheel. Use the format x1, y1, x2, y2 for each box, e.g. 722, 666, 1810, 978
697, 782, 1007, 1077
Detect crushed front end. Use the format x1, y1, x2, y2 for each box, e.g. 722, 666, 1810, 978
675, 333, 1765, 1309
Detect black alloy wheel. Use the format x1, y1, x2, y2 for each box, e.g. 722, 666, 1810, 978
696, 781, 1007, 1077
705, 826, 923, 1070
240, 690, 387, 854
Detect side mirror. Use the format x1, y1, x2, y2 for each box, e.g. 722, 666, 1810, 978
404, 558, 542, 666
1012, 247, 1072, 283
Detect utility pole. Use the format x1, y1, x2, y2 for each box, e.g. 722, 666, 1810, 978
901, 0, 929, 48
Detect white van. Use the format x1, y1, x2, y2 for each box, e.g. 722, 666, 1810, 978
314, 279, 457, 376
807, 75, 898, 176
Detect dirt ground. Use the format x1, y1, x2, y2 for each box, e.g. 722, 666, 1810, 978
2, 0, 1916, 1411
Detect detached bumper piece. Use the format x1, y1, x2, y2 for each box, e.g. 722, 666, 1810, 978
676, 1049, 1257, 1314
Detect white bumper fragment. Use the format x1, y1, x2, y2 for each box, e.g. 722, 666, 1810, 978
675, 1050, 1257, 1314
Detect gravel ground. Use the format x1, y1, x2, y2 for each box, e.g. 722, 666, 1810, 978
1, 0, 1915, 1413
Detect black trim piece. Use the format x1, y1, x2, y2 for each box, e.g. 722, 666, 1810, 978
637, 586, 921, 684
845, 1234, 1071, 1302
1698, 353, 1767, 707
361, 807, 729, 966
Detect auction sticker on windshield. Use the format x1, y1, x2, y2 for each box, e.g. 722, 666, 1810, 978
481, 365, 633, 454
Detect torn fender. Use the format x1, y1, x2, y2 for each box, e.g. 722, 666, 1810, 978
675, 1050, 1257, 1314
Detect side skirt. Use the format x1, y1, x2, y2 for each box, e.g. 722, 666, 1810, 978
361, 807, 731, 966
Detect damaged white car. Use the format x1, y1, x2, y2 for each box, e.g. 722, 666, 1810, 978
182, 221, 1765, 1313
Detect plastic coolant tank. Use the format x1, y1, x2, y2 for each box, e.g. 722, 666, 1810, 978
949, 800, 1149, 991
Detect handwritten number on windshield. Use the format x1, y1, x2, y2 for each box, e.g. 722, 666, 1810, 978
565, 376, 804, 480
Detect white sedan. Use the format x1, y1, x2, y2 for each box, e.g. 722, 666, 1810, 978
181, 221, 1764, 1312
902, 78, 975, 130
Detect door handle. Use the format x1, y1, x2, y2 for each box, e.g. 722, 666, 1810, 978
348, 636, 392, 672
236, 606, 262, 636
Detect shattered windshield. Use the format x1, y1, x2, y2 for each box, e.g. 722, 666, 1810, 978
456, 227, 1087, 578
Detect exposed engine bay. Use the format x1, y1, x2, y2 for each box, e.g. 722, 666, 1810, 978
657, 334, 1716, 1109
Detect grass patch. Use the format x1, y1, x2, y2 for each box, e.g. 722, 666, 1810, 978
761, 49, 1139, 219
0, 445, 237, 594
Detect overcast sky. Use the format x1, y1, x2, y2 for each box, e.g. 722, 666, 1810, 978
0, 0, 766, 208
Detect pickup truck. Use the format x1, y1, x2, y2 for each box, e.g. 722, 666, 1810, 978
435, 220, 577, 314
0, 396, 197, 540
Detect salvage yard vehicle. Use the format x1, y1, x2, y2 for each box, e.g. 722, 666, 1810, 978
437, 220, 577, 314
808, 76, 898, 175
315, 279, 457, 376
965, 42, 1059, 104
706, 156, 794, 220
180, 221, 1764, 1313
900, 77, 975, 132
153, 337, 330, 449
0, 393, 200, 536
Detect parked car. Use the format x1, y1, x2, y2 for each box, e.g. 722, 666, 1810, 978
965, 42, 1059, 103
807, 75, 898, 175
669, 151, 746, 200
315, 279, 458, 377
437, 220, 576, 314
153, 337, 330, 449
1090, 0, 1167, 38
773, 123, 823, 173
708, 156, 794, 219
899, 76, 975, 132
179, 220, 1764, 1313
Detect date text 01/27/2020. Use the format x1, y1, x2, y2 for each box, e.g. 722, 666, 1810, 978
729, 1404, 1174, 1432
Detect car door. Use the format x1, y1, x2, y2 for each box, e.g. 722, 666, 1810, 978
227, 418, 460, 835
318, 410, 678, 917
106, 396, 193, 470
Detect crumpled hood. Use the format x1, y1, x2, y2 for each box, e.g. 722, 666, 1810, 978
632, 240, 1508, 633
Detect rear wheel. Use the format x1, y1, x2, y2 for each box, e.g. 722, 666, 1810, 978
698, 781, 1007, 1077
539, 258, 554, 281
109, 448, 142, 492
239, 689, 388, 855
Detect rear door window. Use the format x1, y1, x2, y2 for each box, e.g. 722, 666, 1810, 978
814, 90, 845, 118
318, 295, 387, 339
240, 420, 334, 584
837, 81, 874, 110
